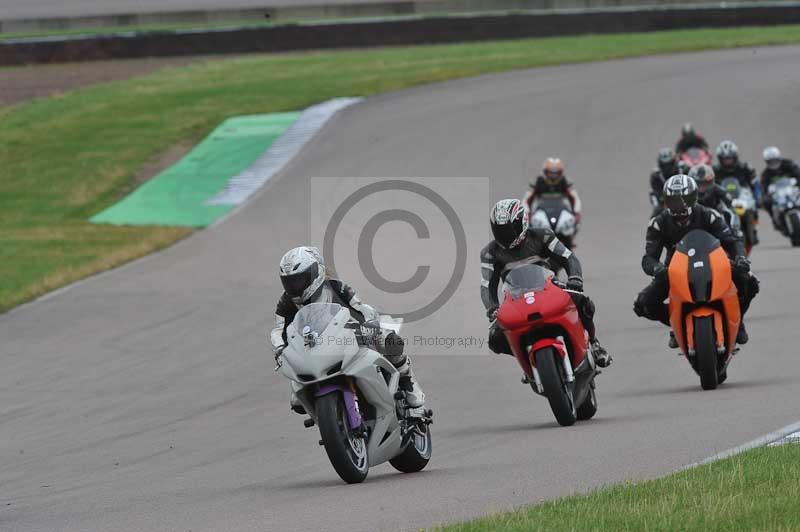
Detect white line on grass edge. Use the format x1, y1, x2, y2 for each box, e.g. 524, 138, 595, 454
1, 97, 362, 318
685, 419, 800, 469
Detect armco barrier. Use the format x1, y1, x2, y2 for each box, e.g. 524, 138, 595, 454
2, 3, 800, 65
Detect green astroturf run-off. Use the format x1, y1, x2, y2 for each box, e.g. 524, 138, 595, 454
90, 112, 300, 227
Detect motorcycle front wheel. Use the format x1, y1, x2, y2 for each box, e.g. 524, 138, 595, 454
317, 393, 369, 484
787, 211, 800, 246
535, 347, 577, 426
389, 423, 432, 473
694, 316, 719, 390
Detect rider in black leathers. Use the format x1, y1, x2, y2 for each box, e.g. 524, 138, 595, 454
633, 175, 759, 345
480, 199, 612, 367
714, 140, 760, 245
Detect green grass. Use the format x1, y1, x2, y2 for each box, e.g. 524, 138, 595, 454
3, 25, 800, 312
438, 443, 800, 532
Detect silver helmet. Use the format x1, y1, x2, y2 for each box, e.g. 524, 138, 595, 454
279, 246, 326, 305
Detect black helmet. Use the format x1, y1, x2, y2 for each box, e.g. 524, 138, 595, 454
681, 123, 695, 137
490, 198, 526, 249
716, 140, 739, 168
688, 164, 715, 195
657, 147, 677, 174
663, 174, 698, 225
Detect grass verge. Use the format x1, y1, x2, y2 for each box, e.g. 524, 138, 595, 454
2, 25, 800, 313
437, 443, 800, 532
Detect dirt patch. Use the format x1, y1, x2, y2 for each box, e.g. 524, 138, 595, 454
0, 56, 201, 107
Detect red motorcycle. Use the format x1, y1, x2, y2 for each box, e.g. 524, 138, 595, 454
495, 263, 600, 426
679, 147, 713, 169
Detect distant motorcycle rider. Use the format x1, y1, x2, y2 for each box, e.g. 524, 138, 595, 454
524, 157, 583, 225
270, 246, 425, 412
650, 148, 687, 216
689, 164, 740, 236
633, 175, 759, 345
480, 199, 612, 367
675, 123, 709, 154
761, 146, 800, 220
714, 140, 760, 244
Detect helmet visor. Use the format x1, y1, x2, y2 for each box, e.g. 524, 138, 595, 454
280, 262, 319, 297
767, 159, 781, 170
665, 194, 694, 217
696, 179, 713, 193
492, 218, 523, 248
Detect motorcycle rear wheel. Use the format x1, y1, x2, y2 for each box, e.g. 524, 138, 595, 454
695, 316, 719, 390
317, 393, 369, 484
536, 347, 577, 426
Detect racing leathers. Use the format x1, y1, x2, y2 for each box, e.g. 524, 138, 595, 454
715, 160, 761, 244
633, 205, 759, 341
480, 227, 610, 366
271, 279, 425, 409
698, 184, 740, 237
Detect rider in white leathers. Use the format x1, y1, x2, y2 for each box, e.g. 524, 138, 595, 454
270, 246, 425, 412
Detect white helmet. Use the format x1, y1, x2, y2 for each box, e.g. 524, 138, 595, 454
663, 174, 698, 225
763, 146, 782, 170
279, 246, 325, 304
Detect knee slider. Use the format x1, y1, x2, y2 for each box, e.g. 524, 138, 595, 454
749, 275, 760, 296
633, 296, 647, 317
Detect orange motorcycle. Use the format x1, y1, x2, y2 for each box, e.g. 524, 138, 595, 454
668, 229, 741, 390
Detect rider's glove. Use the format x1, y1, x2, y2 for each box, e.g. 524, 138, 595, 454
652, 263, 667, 280
733, 255, 751, 273
566, 276, 584, 292
486, 306, 499, 321
273, 344, 286, 360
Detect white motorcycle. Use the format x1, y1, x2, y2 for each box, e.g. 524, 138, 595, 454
528, 195, 578, 249
275, 303, 432, 484
768, 177, 800, 246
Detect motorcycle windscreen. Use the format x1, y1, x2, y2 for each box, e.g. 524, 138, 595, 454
292, 303, 344, 336
772, 178, 800, 208
502, 264, 553, 298
720, 178, 741, 199
675, 230, 721, 303
537, 196, 570, 221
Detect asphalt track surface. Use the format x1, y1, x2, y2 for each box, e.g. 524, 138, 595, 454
0, 0, 424, 20
2, 46, 800, 531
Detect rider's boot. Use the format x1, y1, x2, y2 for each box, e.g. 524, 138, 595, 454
290, 392, 306, 415
737, 322, 749, 345
397, 359, 426, 408
590, 338, 612, 368
669, 331, 679, 349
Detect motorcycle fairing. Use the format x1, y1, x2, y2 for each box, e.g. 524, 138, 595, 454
668, 230, 740, 359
